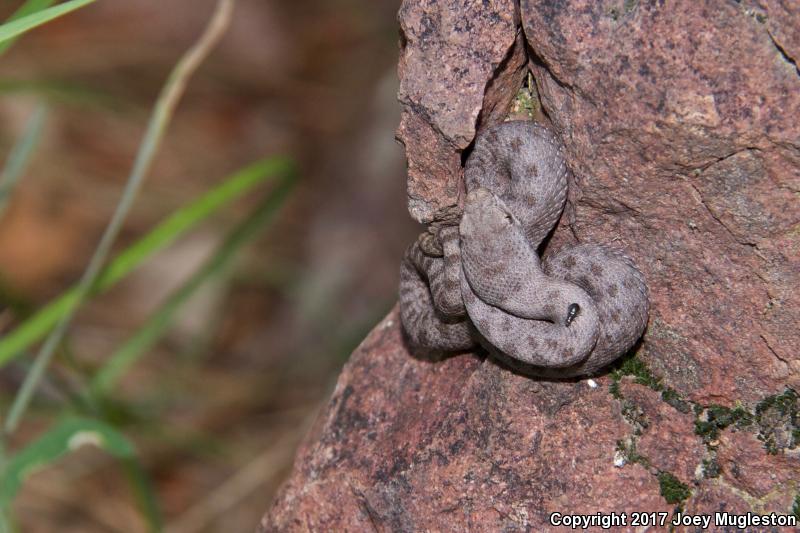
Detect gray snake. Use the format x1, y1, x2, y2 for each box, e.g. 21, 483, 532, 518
399, 121, 649, 377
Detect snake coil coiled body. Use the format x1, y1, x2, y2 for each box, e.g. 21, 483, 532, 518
399, 121, 649, 377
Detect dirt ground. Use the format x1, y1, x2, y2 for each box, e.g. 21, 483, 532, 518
0, 1, 415, 530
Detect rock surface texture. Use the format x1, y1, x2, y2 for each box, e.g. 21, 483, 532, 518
261, 1, 800, 530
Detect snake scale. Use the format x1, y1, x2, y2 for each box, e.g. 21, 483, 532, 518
399, 121, 649, 377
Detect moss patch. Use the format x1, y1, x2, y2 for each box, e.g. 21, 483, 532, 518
661, 388, 691, 414
616, 439, 649, 468
609, 353, 662, 393
620, 400, 649, 435
609, 379, 622, 399
694, 404, 753, 444
509, 72, 540, 120
755, 388, 798, 454
657, 472, 691, 505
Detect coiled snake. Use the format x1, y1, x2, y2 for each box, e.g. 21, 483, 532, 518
399, 121, 649, 377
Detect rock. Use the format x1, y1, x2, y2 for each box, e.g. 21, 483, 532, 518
396, 0, 520, 223
261, 0, 800, 529
520, 0, 799, 403
716, 428, 799, 502
262, 310, 671, 532
617, 381, 706, 486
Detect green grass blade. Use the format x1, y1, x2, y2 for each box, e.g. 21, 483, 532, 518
91, 173, 296, 395
0, 0, 56, 55
0, 508, 9, 533
0, 415, 161, 531
0, 78, 118, 108
2, 0, 235, 438
0, 0, 95, 46
0, 156, 294, 367
0, 104, 47, 217
121, 457, 161, 533
0, 416, 135, 506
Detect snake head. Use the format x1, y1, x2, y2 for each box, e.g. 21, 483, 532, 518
462, 188, 518, 235
460, 188, 526, 268
460, 187, 539, 305
461, 187, 530, 264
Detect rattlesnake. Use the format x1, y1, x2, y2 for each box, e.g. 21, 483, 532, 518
399, 121, 649, 377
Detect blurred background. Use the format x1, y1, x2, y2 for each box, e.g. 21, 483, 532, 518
0, 0, 416, 530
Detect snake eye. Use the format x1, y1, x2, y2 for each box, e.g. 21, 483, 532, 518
503, 212, 513, 224
565, 303, 580, 327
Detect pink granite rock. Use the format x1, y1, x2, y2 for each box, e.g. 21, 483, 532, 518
618, 381, 706, 486
260, 1, 800, 529
521, 0, 799, 403
396, 0, 520, 223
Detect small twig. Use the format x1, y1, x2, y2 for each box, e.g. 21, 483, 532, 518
3, 0, 236, 436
